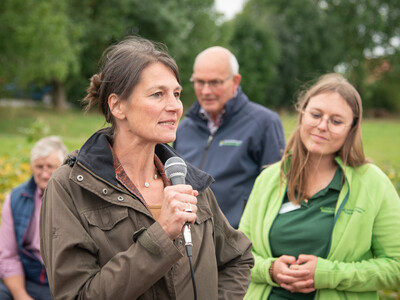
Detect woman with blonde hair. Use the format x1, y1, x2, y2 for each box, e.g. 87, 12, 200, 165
239, 73, 400, 299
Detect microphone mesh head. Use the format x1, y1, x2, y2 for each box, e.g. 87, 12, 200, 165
164, 157, 187, 180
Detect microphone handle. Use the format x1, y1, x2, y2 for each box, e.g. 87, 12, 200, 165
170, 174, 192, 246
183, 223, 192, 246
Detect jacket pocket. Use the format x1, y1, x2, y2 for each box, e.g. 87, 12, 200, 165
82, 206, 131, 265
195, 203, 213, 225
83, 205, 128, 231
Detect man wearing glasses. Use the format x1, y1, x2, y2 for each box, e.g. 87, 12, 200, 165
174, 46, 285, 229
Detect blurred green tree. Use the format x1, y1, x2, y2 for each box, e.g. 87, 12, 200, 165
228, 3, 280, 107
323, 0, 400, 112
229, 0, 341, 109
0, 0, 226, 110
0, 0, 84, 110
63, 0, 228, 109
228, 0, 400, 112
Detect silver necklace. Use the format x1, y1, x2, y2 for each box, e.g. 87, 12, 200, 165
144, 173, 158, 188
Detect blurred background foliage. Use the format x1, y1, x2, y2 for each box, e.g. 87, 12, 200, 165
0, 0, 399, 114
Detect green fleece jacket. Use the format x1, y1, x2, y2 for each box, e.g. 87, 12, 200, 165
239, 157, 400, 299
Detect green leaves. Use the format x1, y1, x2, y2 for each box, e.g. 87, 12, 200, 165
0, 0, 224, 108
0, 0, 83, 85
1, 0, 399, 113
228, 0, 400, 112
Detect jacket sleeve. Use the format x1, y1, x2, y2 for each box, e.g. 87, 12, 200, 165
257, 113, 285, 169
239, 218, 276, 286
204, 188, 254, 299
0, 194, 25, 279
314, 176, 400, 291
40, 169, 183, 300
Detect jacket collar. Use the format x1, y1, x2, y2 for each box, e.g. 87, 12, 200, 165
334, 156, 351, 180
186, 86, 249, 123
25, 176, 38, 198
76, 129, 214, 193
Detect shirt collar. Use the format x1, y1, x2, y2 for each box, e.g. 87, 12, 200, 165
310, 167, 343, 199
110, 143, 170, 203
35, 186, 43, 201
329, 167, 344, 192
199, 108, 226, 135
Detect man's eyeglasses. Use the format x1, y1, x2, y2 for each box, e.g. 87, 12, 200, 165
190, 75, 233, 90
302, 110, 352, 134
32, 164, 58, 173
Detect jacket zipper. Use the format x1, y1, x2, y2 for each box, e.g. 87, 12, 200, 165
199, 135, 214, 170
314, 166, 349, 300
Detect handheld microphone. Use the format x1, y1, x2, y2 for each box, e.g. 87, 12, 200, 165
164, 157, 192, 246
165, 157, 197, 299
164, 156, 187, 185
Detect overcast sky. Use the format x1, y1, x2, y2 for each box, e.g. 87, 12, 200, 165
215, 0, 245, 19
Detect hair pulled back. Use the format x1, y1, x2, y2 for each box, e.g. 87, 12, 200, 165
82, 36, 180, 133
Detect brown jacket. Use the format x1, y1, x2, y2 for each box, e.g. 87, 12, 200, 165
40, 130, 254, 300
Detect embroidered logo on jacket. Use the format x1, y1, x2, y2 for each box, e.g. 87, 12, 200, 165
219, 139, 243, 147
342, 207, 366, 215
320, 206, 335, 213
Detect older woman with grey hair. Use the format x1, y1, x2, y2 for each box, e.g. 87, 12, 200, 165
0, 136, 67, 300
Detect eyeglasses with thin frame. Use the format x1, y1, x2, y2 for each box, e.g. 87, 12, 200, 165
190, 75, 233, 90
32, 163, 58, 173
302, 110, 352, 134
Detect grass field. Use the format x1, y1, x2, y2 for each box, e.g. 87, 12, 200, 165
1, 106, 399, 164
0, 105, 399, 200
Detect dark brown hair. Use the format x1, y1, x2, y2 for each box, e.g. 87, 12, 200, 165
281, 73, 367, 203
82, 36, 180, 134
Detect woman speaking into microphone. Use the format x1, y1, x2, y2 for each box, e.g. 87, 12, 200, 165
39, 36, 253, 300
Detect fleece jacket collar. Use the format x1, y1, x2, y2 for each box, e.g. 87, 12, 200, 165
186, 86, 248, 125
76, 129, 214, 193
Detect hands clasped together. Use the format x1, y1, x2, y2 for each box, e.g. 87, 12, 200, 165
271, 254, 318, 293
158, 185, 198, 240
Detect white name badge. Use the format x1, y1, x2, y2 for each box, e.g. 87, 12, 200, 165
279, 201, 301, 214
